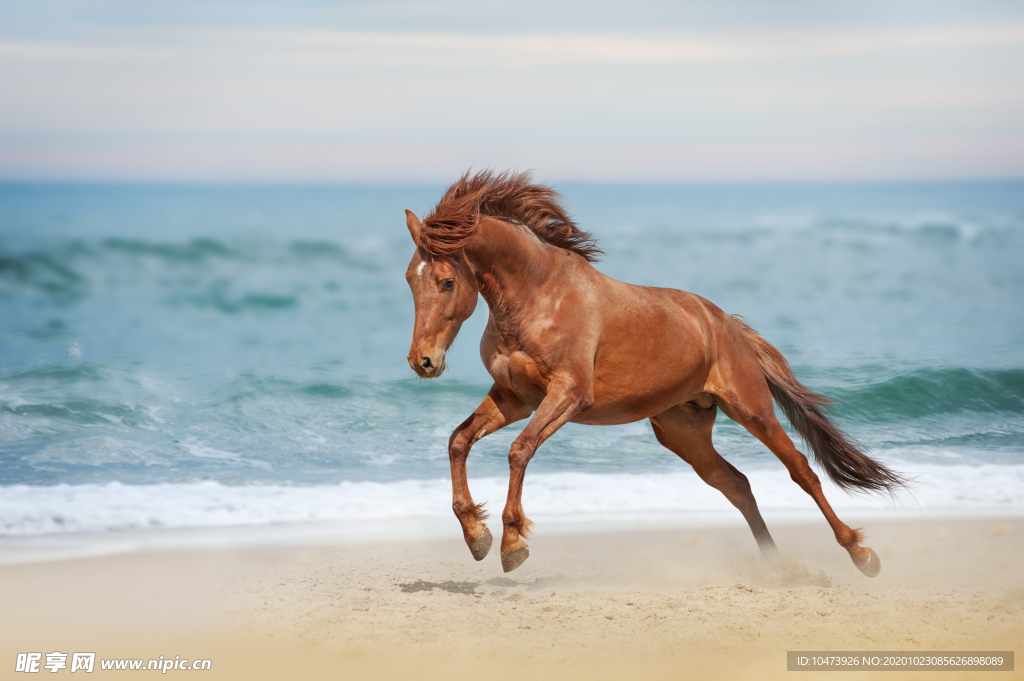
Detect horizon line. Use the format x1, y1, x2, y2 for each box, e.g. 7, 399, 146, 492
2, 175, 1023, 187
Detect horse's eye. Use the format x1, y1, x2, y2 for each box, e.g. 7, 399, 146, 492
442, 278, 455, 289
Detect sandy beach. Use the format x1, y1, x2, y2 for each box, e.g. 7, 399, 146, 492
1, 516, 1021, 679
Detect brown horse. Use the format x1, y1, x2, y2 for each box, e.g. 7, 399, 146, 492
404, 170, 903, 577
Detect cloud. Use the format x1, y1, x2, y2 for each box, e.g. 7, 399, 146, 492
1, 20, 1023, 180
4, 23, 1024, 65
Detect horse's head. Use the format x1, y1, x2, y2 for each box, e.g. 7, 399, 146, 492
404, 210, 478, 378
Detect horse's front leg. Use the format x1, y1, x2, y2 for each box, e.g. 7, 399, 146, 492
449, 385, 531, 561
501, 376, 594, 572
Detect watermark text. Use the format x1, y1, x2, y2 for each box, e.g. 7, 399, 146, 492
16, 652, 211, 674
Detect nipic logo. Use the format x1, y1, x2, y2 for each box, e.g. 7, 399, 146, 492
16, 652, 95, 673
16, 652, 210, 673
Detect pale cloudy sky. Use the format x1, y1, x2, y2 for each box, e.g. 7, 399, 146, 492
2, 0, 1023, 181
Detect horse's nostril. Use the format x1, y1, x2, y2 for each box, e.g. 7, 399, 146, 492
421, 357, 433, 369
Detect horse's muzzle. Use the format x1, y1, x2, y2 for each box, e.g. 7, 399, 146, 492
408, 352, 444, 378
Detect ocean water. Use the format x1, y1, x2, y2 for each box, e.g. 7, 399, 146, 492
1, 181, 1022, 538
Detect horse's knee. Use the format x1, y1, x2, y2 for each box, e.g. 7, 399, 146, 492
508, 440, 535, 469
448, 427, 471, 459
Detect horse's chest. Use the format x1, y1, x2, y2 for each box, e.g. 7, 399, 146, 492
486, 349, 548, 408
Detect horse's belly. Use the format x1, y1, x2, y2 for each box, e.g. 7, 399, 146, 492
488, 349, 703, 424
574, 329, 709, 425
571, 382, 697, 425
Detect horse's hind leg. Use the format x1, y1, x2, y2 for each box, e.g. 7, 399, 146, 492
650, 403, 777, 557
448, 386, 531, 561
714, 379, 881, 577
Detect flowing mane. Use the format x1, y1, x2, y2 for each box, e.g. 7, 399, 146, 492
419, 170, 602, 262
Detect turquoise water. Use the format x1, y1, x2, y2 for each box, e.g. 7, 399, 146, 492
1, 182, 1022, 534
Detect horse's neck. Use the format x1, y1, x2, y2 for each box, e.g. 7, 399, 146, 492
466, 216, 562, 330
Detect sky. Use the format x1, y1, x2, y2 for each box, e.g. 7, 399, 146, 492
1, 0, 1023, 182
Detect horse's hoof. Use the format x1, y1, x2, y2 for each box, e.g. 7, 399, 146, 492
468, 526, 493, 561
856, 548, 881, 578
501, 546, 529, 573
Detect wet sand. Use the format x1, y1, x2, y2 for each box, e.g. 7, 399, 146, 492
1, 516, 1021, 679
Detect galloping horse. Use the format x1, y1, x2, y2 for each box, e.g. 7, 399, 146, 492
404, 171, 903, 577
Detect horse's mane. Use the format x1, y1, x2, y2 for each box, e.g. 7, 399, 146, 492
419, 170, 602, 262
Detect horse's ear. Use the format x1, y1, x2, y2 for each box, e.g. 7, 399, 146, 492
405, 210, 422, 243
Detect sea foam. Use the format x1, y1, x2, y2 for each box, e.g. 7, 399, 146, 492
1, 463, 1021, 538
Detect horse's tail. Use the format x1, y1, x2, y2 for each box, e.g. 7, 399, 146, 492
732, 316, 906, 495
